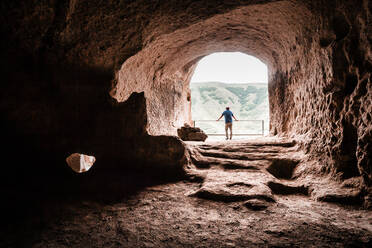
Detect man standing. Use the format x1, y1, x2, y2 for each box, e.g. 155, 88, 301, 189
217, 107, 238, 140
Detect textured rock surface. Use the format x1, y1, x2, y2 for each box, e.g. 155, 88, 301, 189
4, 139, 370, 247
177, 124, 208, 141
185, 138, 371, 208
0, 0, 371, 232
186, 138, 319, 204
266, 1, 372, 199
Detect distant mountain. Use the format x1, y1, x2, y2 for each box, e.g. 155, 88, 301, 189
190, 81, 269, 134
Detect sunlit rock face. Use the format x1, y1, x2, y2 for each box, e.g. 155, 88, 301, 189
0, 1, 371, 203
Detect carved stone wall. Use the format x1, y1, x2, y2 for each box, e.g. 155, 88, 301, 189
0, 0, 370, 199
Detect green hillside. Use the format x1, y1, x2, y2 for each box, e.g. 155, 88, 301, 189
190, 81, 269, 135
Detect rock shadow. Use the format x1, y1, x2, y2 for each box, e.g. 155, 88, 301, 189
267, 181, 309, 196
266, 159, 299, 179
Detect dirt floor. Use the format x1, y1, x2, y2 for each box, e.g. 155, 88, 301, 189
2, 139, 372, 247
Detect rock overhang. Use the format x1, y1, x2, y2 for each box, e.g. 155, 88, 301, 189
112, 0, 316, 136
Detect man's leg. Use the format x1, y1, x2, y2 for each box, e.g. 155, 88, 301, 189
229, 123, 233, 139
225, 123, 228, 140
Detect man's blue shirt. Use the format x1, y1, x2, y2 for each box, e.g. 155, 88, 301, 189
222, 110, 233, 123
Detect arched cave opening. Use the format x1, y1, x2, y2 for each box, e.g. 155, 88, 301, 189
104, 0, 370, 206
189, 52, 269, 139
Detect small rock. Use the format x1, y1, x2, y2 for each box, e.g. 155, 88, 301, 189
243, 199, 270, 210
66, 153, 96, 173
177, 123, 208, 141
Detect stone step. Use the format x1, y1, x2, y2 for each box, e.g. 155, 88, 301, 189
185, 139, 311, 207
198, 149, 279, 161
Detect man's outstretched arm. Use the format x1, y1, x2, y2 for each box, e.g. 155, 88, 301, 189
233, 115, 238, 121
217, 114, 223, 121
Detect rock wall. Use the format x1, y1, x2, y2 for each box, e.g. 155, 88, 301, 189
0, 0, 371, 202
268, 1, 372, 194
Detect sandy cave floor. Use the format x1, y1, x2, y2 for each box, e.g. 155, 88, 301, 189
4, 139, 372, 247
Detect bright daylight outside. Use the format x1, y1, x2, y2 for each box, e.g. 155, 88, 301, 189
190, 52, 269, 140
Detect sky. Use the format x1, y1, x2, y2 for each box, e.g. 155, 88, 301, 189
190, 52, 268, 84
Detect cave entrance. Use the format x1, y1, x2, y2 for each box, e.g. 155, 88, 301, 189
189, 52, 269, 140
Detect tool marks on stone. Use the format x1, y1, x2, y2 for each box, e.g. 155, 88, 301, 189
185, 139, 307, 209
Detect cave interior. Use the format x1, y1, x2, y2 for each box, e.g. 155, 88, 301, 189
0, 0, 371, 246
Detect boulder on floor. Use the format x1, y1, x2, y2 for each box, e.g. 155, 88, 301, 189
177, 124, 208, 141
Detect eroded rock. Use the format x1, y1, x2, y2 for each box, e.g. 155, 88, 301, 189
177, 124, 207, 141
267, 181, 309, 196
266, 159, 299, 180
